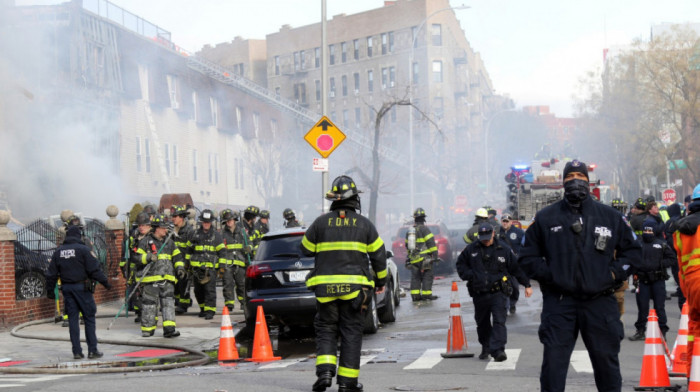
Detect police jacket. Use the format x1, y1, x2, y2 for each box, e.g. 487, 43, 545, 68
188, 227, 225, 269
519, 196, 642, 297
135, 232, 184, 284
498, 226, 525, 255
174, 221, 195, 266
405, 223, 437, 268
456, 238, 530, 297
301, 205, 387, 303
46, 230, 108, 292
633, 238, 675, 283
221, 223, 246, 268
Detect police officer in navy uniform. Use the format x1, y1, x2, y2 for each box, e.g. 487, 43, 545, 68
457, 223, 532, 362
497, 213, 525, 314
301, 175, 387, 392
46, 226, 112, 359
519, 159, 642, 392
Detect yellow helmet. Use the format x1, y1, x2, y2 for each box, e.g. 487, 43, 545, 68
475, 208, 489, 219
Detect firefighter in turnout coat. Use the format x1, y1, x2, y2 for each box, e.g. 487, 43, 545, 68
188, 209, 225, 320
406, 208, 438, 301
220, 209, 247, 311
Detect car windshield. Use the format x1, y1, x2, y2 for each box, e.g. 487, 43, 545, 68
256, 234, 305, 260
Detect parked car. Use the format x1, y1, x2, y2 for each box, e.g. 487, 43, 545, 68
14, 241, 53, 300
391, 222, 454, 279
445, 221, 472, 256
244, 227, 399, 334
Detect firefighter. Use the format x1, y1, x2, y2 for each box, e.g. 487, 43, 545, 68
241, 205, 260, 257
519, 159, 642, 392
46, 226, 111, 359
125, 212, 151, 323
135, 214, 185, 337
301, 175, 387, 392
219, 209, 246, 311
628, 218, 675, 341
188, 209, 225, 320
457, 223, 532, 361
405, 207, 438, 302
498, 213, 525, 314
256, 210, 270, 235
629, 197, 649, 236
673, 183, 700, 378
171, 205, 195, 314
464, 208, 489, 244
283, 208, 301, 228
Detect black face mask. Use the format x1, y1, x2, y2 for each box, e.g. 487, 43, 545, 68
642, 233, 655, 243
564, 178, 589, 207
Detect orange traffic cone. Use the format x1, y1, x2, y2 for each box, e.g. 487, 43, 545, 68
634, 309, 679, 391
669, 303, 690, 377
218, 306, 240, 366
441, 281, 474, 358
246, 306, 281, 362
689, 340, 700, 392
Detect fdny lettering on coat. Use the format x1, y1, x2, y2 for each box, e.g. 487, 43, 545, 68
327, 217, 358, 227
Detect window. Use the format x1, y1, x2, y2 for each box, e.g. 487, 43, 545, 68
381, 68, 388, 89
270, 119, 278, 138
208, 153, 213, 184
234, 158, 239, 189
353, 72, 360, 93
214, 154, 219, 184
343, 109, 349, 128
366, 36, 373, 57
329, 44, 335, 65
412, 26, 418, 48
367, 70, 374, 92
294, 83, 307, 104
275, 87, 280, 96
341, 42, 347, 63
341, 75, 347, 97
210, 97, 218, 127
208, 153, 219, 184
329, 77, 336, 98
192, 91, 199, 122
432, 60, 443, 82
433, 97, 444, 119
240, 161, 245, 190
274, 56, 280, 75
432, 24, 442, 46
355, 107, 361, 127
234, 63, 244, 76
389, 66, 395, 87
294, 52, 300, 71
192, 149, 198, 182
236, 107, 242, 131
389, 31, 394, 52
144, 138, 151, 173
166, 75, 179, 109
315, 80, 321, 101
391, 105, 397, 123
315, 47, 320, 68
135, 136, 142, 172
300, 50, 306, 69
412, 62, 419, 84
164, 143, 170, 176
353, 39, 359, 60
172, 145, 179, 177
413, 98, 421, 120
381, 33, 387, 55
253, 112, 260, 138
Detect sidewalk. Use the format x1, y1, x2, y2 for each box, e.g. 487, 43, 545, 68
0, 288, 243, 371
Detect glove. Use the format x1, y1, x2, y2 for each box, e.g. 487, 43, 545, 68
47, 290, 56, 300
243, 245, 253, 254
103, 282, 112, 291
176, 268, 186, 279
148, 253, 158, 262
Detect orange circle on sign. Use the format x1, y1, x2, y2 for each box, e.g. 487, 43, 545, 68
317, 134, 334, 151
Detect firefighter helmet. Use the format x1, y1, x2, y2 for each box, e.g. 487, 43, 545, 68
283, 208, 295, 220
325, 175, 361, 200
413, 208, 427, 219
220, 209, 239, 222
475, 208, 489, 219
259, 210, 270, 219
171, 205, 189, 218
66, 215, 82, 227
151, 214, 169, 228
135, 212, 151, 225
199, 209, 216, 223
245, 205, 260, 217
142, 204, 157, 217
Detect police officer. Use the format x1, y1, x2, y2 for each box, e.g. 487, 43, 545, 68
46, 226, 112, 359
457, 223, 532, 362
188, 209, 225, 320
283, 208, 301, 228
256, 210, 270, 235
219, 209, 247, 311
628, 218, 675, 341
405, 208, 438, 301
498, 213, 525, 314
301, 175, 387, 392
135, 214, 185, 337
59, 214, 95, 327
125, 212, 151, 323
171, 205, 195, 314
519, 159, 642, 392
241, 205, 260, 257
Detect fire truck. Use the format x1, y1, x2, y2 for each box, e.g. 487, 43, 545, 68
504, 159, 601, 228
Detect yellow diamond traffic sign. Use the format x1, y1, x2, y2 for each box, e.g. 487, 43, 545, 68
304, 116, 346, 158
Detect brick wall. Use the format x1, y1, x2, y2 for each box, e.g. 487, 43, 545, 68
0, 228, 126, 329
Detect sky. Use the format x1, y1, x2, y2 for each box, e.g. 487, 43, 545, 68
17, 0, 698, 117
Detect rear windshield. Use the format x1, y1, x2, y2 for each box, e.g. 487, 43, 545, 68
256, 234, 305, 260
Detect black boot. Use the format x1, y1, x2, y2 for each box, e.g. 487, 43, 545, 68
163, 327, 180, 338
411, 295, 422, 302
204, 311, 214, 320
628, 330, 645, 341
338, 382, 363, 392
478, 347, 489, 360
312, 371, 333, 392
198, 309, 206, 318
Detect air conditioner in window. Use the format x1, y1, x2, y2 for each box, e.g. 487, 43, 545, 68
329, 91, 335, 98
390, 81, 395, 87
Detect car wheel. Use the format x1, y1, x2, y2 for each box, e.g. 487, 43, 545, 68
363, 293, 379, 334
17, 271, 45, 299
378, 279, 396, 323
393, 277, 401, 307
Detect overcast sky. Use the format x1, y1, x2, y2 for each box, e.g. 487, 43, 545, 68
18, 0, 698, 117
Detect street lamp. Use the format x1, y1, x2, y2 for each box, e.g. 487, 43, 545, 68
408, 5, 470, 212
484, 109, 514, 196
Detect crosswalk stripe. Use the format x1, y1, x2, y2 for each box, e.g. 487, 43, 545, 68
403, 348, 443, 370
360, 355, 377, 366
258, 358, 302, 369
485, 348, 520, 370
570, 350, 593, 373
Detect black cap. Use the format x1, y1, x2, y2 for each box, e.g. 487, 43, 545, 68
477, 223, 494, 241
66, 226, 82, 238
685, 195, 692, 203
563, 159, 589, 181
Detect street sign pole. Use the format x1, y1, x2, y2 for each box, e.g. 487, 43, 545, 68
321, 0, 328, 213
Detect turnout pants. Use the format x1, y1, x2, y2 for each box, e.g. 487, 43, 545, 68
473, 292, 508, 354
141, 281, 176, 334
538, 293, 623, 392
193, 268, 217, 314
222, 265, 246, 308
633, 280, 668, 333
410, 266, 434, 300
314, 299, 364, 386
174, 271, 192, 310
62, 283, 98, 356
